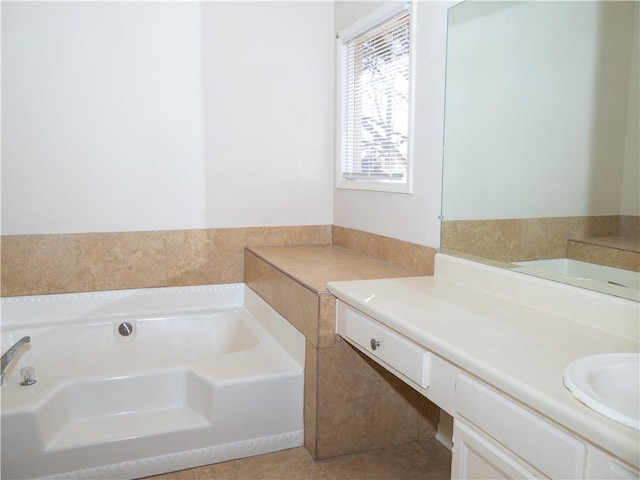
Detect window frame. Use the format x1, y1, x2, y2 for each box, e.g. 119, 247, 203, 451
335, 2, 415, 194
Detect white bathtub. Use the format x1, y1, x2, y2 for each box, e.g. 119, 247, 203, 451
0, 284, 305, 480
514, 258, 640, 301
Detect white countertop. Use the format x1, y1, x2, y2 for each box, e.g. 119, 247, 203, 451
327, 254, 640, 469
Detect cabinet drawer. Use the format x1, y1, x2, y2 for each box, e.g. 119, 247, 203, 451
336, 302, 430, 388
456, 374, 586, 479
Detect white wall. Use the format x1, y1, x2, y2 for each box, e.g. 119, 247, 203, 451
442, 1, 639, 221
621, 4, 640, 216
333, 1, 454, 248
1, 1, 334, 235
3, 1, 635, 244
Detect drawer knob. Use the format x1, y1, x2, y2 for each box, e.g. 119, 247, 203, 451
370, 338, 380, 350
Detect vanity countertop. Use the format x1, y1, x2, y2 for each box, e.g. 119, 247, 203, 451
327, 258, 640, 469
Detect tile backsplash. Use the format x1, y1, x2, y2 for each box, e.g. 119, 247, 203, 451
1, 225, 436, 297
1, 226, 332, 297
332, 226, 435, 276
441, 215, 639, 271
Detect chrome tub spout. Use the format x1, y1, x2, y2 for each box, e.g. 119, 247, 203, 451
1, 336, 31, 385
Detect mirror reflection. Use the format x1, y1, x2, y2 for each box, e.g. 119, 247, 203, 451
441, 1, 639, 301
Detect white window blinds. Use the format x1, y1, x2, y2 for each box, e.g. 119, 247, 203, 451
339, 6, 412, 190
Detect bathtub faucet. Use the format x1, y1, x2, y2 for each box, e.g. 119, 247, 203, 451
1, 336, 31, 386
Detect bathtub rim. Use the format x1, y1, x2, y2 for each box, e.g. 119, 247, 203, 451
1, 283, 247, 328
1, 283, 306, 409
512, 258, 640, 302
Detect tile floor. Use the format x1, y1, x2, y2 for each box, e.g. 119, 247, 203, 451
142, 439, 452, 480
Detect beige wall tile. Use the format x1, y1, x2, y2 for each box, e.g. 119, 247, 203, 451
76, 231, 168, 291
245, 250, 319, 344
620, 215, 639, 239
247, 225, 331, 247
331, 226, 376, 257
1, 234, 77, 296
166, 229, 211, 286
318, 294, 339, 348
380, 239, 436, 276
166, 228, 247, 286
305, 341, 319, 457
567, 241, 640, 272
208, 228, 248, 283
4, 224, 436, 297
441, 219, 522, 262
519, 217, 571, 260
315, 338, 436, 459
332, 226, 436, 275
582, 215, 621, 237
2, 225, 333, 296
442, 215, 637, 264
244, 243, 439, 461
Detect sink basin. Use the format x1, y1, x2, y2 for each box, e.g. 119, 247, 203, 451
564, 353, 639, 430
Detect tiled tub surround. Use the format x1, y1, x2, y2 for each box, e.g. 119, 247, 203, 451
1, 225, 435, 297
567, 236, 640, 272
244, 245, 440, 460
332, 226, 436, 276
0, 226, 332, 297
1, 226, 441, 464
441, 215, 640, 271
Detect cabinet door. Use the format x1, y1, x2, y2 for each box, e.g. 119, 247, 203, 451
455, 374, 586, 479
452, 418, 544, 479
586, 445, 640, 479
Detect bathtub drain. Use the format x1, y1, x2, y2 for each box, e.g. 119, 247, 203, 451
118, 322, 134, 336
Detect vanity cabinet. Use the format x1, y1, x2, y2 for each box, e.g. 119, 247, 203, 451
451, 423, 640, 480
334, 300, 639, 480
451, 417, 544, 479
453, 374, 586, 479
452, 374, 640, 480
586, 445, 640, 479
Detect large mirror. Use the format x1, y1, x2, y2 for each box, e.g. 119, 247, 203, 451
441, 1, 640, 301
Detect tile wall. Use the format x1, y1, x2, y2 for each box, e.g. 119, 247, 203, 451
243, 247, 438, 460
441, 215, 639, 271
0, 226, 331, 297
332, 226, 435, 275
1, 224, 440, 462
567, 240, 640, 272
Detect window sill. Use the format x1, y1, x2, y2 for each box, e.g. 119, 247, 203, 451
336, 180, 411, 194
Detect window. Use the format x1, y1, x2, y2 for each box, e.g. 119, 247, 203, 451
337, 3, 413, 193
